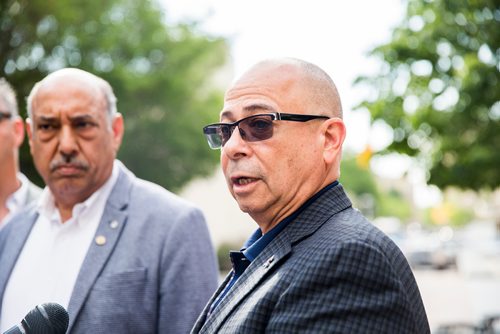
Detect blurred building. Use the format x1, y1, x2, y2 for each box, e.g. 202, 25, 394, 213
180, 168, 255, 248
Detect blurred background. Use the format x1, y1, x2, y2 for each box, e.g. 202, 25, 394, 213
1, 0, 499, 332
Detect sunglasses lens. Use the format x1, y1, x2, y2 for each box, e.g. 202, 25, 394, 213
203, 126, 224, 149
239, 115, 274, 142
203, 114, 275, 149
219, 125, 233, 147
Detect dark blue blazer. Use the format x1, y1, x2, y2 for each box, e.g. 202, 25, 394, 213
192, 184, 430, 333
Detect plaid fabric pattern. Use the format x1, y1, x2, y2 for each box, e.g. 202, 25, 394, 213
192, 184, 430, 334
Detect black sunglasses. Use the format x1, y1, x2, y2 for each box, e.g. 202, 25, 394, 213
203, 112, 329, 149
0, 111, 12, 122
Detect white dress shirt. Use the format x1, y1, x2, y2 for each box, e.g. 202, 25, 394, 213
0, 163, 119, 332
0, 173, 30, 229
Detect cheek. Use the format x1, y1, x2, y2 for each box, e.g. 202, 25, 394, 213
220, 154, 230, 176
31, 141, 47, 160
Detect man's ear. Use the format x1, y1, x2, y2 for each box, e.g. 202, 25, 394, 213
13, 117, 25, 148
25, 118, 35, 155
111, 113, 124, 152
322, 118, 346, 164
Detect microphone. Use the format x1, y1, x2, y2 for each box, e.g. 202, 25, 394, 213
3, 303, 69, 334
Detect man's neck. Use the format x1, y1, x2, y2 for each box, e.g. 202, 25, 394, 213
0, 206, 9, 224
0, 166, 21, 224
0, 166, 21, 206
57, 205, 74, 223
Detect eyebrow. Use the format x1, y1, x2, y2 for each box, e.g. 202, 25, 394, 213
68, 114, 96, 122
220, 103, 277, 121
35, 114, 96, 122
35, 115, 58, 123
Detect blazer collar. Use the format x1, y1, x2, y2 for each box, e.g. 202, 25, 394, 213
197, 184, 352, 333
0, 163, 135, 329
0, 207, 37, 313
66, 162, 134, 332
284, 183, 352, 245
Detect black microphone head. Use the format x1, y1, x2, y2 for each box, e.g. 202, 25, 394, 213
21, 303, 69, 334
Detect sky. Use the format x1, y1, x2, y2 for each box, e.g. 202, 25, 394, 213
159, 0, 442, 207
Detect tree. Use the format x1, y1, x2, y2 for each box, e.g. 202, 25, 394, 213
340, 155, 412, 221
0, 0, 228, 191
355, 0, 499, 191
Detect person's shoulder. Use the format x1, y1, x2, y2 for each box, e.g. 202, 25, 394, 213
0, 201, 38, 235
135, 177, 190, 202
312, 207, 398, 253
115, 162, 198, 210
128, 175, 201, 217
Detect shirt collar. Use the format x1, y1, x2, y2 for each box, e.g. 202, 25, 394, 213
242, 180, 339, 262
5, 173, 30, 214
37, 161, 120, 225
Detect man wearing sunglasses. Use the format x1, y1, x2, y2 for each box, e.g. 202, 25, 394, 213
0, 78, 41, 228
193, 58, 430, 333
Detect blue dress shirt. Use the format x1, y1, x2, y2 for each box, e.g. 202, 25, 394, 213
209, 181, 339, 314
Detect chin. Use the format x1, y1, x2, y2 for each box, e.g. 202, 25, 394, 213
237, 200, 264, 216
236, 201, 252, 214
51, 181, 85, 196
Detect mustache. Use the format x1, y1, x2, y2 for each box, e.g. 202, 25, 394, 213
225, 163, 263, 179
49, 157, 89, 172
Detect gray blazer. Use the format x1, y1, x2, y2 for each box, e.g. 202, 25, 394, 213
0, 163, 219, 333
192, 184, 430, 334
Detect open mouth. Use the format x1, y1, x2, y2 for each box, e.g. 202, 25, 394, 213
233, 177, 258, 186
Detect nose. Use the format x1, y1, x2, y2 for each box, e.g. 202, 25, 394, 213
222, 126, 250, 159
58, 126, 78, 161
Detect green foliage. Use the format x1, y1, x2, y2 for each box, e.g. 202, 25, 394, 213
423, 202, 474, 227
377, 189, 412, 220
355, 0, 499, 191
1, 0, 228, 190
340, 155, 412, 221
340, 156, 378, 197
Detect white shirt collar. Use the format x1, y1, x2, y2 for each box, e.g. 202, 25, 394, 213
1, 173, 30, 227
5, 173, 29, 213
37, 161, 120, 226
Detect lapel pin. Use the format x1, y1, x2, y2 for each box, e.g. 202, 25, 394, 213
109, 220, 119, 229
262, 256, 275, 268
95, 235, 107, 246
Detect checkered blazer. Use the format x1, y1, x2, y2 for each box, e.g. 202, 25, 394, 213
192, 184, 430, 333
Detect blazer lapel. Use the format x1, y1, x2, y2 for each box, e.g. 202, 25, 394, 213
198, 183, 352, 333
0, 211, 37, 311
66, 165, 133, 332
191, 272, 233, 333
200, 236, 292, 333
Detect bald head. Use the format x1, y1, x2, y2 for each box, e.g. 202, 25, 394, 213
27, 68, 117, 123
219, 57, 346, 229
232, 58, 342, 118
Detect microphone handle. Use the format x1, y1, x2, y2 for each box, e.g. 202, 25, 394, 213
3, 324, 24, 334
